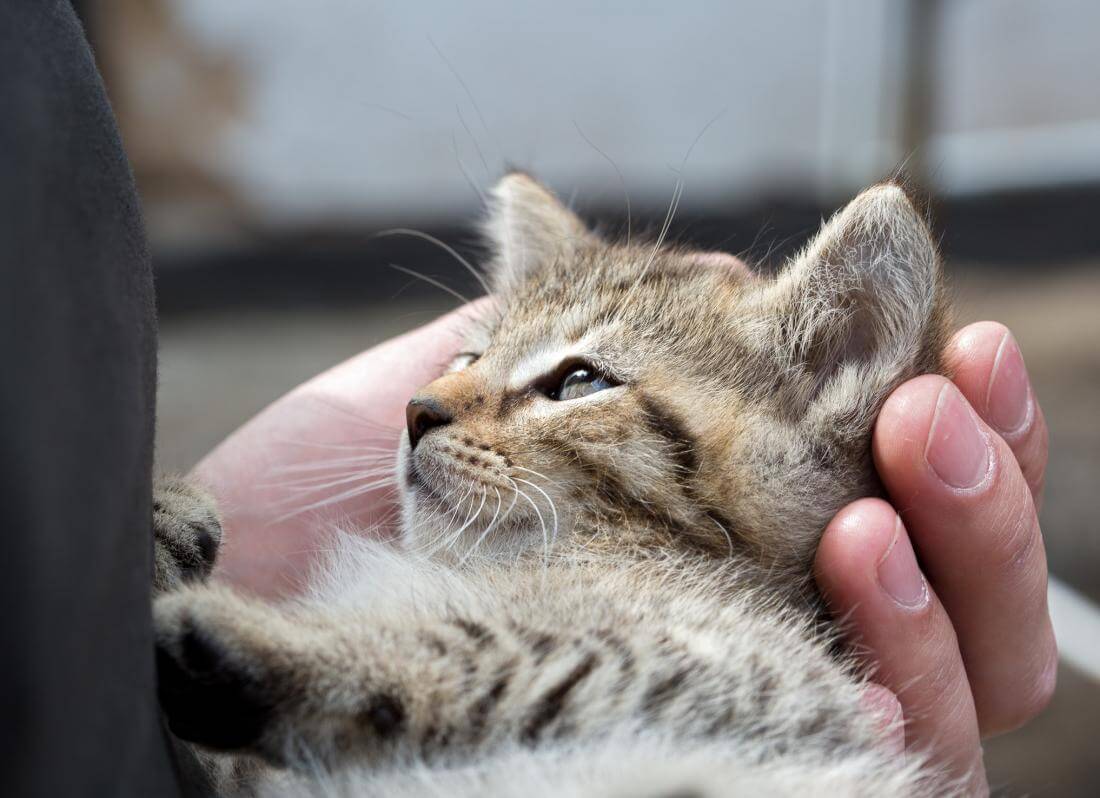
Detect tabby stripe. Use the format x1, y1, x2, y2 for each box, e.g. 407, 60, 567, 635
642, 667, 691, 716
451, 618, 495, 649
521, 651, 600, 743
636, 392, 698, 477
594, 628, 637, 695
469, 671, 512, 739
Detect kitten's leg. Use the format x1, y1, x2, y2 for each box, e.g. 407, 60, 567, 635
152, 476, 222, 593
154, 582, 872, 771
157, 583, 620, 766
150, 478, 245, 794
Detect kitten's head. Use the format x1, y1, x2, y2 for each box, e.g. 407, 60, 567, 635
398, 173, 947, 576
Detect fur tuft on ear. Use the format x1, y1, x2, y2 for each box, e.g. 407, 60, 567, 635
483, 172, 596, 292
764, 183, 949, 428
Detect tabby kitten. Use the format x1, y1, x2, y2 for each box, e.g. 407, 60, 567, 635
153, 175, 956, 796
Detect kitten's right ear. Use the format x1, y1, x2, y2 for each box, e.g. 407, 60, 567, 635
484, 172, 596, 292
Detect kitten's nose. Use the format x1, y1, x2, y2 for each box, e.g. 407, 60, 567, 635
406, 397, 453, 450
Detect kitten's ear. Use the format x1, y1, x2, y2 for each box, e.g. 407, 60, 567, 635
763, 183, 948, 414
484, 172, 596, 291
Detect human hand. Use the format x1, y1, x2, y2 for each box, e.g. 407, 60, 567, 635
815, 322, 1054, 794
192, 302, 489, 597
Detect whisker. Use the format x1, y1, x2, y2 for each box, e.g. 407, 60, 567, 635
428, 35, 501, 165
459, 487, 503, 566
450, 129, 488, 204
508, 477, 548, 565
573, 119, 631, 247
710, 515, 735, 559
388, 263, 472, 305
265, 469, 396, 493
413, 485, 471, 554
273, 478, 396, 521
301, 393, 403, 431
631, 109, 726, 290
513, 477, 559, 550
272, 438, 396, 452
510, 465, 569, 490
270, 454, 395, 473
372, 228, 492, 298
442, 490, 487, 555
456, 104, 490, 177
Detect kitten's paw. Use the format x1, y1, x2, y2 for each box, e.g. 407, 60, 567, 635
154, 587, 280, 755
153, 476, 222, 593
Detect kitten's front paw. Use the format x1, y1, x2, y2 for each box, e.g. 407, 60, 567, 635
155, 587, 280, 756
153, 477, 222, 593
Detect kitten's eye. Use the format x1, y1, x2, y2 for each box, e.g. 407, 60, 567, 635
554, 367, 616, 401
449, 351, 481, 372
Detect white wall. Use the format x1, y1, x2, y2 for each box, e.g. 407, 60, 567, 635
174, 0, 1100, 223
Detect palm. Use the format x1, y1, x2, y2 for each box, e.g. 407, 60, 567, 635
193, 306, 476, 597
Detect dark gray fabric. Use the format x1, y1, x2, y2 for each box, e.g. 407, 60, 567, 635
0, 1, 183, 795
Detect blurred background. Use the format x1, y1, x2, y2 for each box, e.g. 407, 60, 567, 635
79, 1, 1097, 792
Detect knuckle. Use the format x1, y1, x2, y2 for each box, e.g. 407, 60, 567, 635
984, 649, 1057, 736
988, 477, 1041, 573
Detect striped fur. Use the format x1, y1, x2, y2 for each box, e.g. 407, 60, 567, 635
153, 176, 957, 796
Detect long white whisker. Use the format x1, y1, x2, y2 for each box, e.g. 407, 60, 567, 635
266, 469, 396, 493
410, 485, 463, 554
266, 466, 396, 488
270, 454, 396, 473
415, 484, 472, 555
272, 438, 397, 452
273, 478, 396, 521
631, 109, 726, 292
443, 491, 487, 554
513, 477, 558, 550
510, 465, 569, 490
459, 487, 503, 566
508, 477, 548, 563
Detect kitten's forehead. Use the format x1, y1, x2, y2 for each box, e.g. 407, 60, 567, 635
478, 246, 740, 381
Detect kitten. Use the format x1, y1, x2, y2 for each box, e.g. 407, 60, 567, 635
152, 174, 956, 796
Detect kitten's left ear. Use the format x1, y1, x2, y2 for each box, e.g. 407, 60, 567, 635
761, 183, 949, 414
484, 172, 597, 291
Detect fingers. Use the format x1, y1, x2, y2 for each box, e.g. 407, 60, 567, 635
944, 322, 1049, 509
815, 500, 986, 793
874, 374, 1057, 737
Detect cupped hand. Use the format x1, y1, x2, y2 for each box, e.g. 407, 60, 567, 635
193, 302, 489, 597
815, 322, 1054, 794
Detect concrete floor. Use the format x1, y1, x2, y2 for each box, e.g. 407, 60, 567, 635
156, 264, 1100, 794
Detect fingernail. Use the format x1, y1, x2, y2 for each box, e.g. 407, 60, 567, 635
925, 384, 991, 489
986, 332, 1032, 435
877, 516, 929, 609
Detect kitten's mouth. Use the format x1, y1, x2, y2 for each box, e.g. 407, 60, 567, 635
404, 442, 501, 503
403, 454, 448, 505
